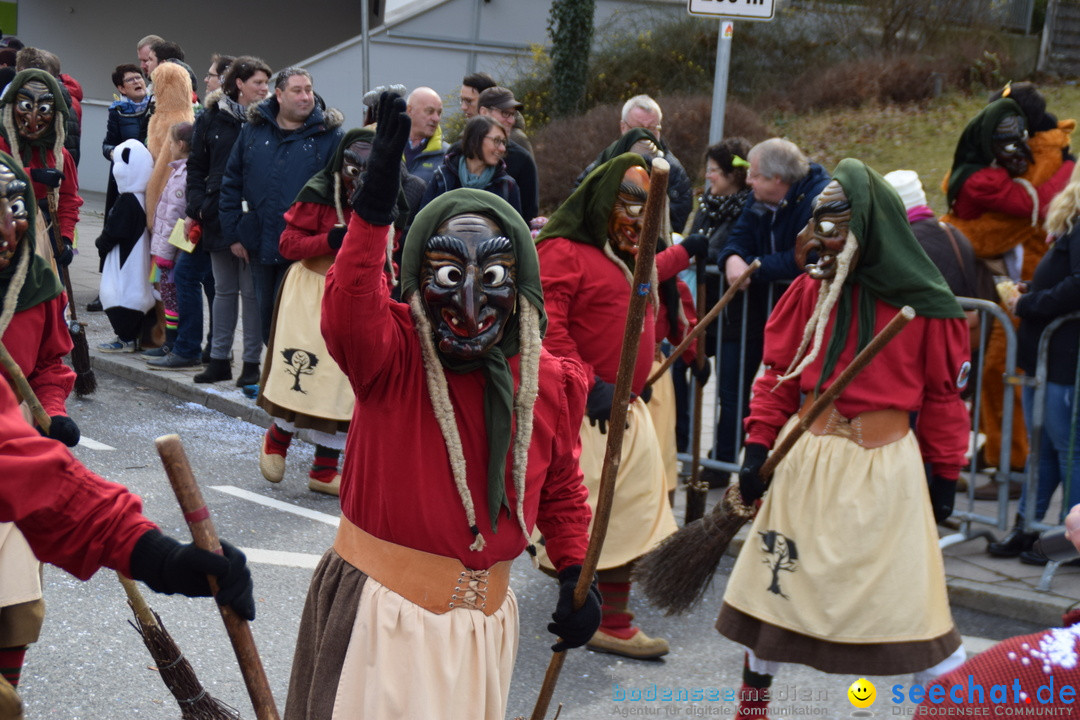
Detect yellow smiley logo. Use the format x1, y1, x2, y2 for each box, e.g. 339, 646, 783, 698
847, 678, 876, 708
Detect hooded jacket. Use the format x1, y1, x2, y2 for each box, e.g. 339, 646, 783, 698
218, 96, 344, 265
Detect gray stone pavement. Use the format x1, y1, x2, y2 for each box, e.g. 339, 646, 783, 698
68, 191, 1080, 630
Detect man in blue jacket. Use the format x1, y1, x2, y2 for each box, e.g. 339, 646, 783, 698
706, 138, 830, 487
219, 67, 343, 346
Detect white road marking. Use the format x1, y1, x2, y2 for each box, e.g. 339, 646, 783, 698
209, 485, 340, 527
238, 547, 322, 569
78, 436, 115, 450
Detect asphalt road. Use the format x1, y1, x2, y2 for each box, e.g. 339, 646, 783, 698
17, 370, 1043, 719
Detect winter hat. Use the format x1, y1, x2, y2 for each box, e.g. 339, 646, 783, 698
883, 169, 928, 212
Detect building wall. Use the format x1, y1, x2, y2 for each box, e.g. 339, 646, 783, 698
24, 0, 683, 194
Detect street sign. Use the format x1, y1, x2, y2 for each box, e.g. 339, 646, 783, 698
688, 0, 775, 21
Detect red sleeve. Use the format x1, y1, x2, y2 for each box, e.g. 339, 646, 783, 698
536, 239, 596, 380
280, 201, 342, 260
656, 245, 691, 283
322, 213, 407, 391
744, 278, 813, 448
534, 355, 591, 571
0, 383, 156, 579
915, 316, 971, 479
51, 148, 83, 241
956, 164, 1071, 222
27, 294, 75, 417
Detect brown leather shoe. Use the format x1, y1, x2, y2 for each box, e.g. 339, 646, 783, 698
972, 480, 1022, 501
0, 675, 23, 720
586, 628, 669, 659
308, 473, 341, 496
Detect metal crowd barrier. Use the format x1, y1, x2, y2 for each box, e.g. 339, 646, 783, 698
1021, 310, 1080, 591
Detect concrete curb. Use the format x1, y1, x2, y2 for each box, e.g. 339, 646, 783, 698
945, 578, 1076, 627
90, 354, 273, 429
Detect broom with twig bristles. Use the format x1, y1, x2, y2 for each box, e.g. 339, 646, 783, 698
0, 342, 236, 718
633, 305, 916, 615
46, 189, 96, 395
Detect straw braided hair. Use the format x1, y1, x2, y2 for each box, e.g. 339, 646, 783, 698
774, 230, 859, 387
0, 239, 31, 337
407, 293, 543, 560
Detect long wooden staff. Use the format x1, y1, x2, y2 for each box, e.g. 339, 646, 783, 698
685, 258, 709, 523
528, 158, 670, 720
644, 259, 759, 390
155, 434, 281, 720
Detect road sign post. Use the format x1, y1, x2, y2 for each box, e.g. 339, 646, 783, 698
688, 0, 775, 144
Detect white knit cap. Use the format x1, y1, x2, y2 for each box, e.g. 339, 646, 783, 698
883, 169, 928, 212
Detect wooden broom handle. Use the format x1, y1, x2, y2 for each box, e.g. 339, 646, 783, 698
758, 305, 916, 479
644, 259, 759, 389
531, 158, 669, 720
155, 434, 281, 720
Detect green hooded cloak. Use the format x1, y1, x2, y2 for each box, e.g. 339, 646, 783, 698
400, 188, 546, 529
0, 149, 62, 315
817, 158, 964, 390
945, 98, 1025, 209
0, 69, 70, 161
293, 128, 375, 207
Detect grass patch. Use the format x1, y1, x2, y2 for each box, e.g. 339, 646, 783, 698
747, 83, 1080, 215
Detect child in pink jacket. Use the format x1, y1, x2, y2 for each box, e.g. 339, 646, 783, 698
144, 122, 193, 357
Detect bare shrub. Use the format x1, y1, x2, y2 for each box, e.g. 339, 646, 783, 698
531, 96, 768, 213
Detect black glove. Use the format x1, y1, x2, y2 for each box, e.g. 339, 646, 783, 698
691, 357, 712, 385
680, 232, 708, 260
129, 529, 256, 621
45, 415, 80, 447
738, 442, 770, 505
351, 92, 410, 227
326, 225, 347, 250
928, 475, 957, 524
547, 565, 602, 652
30, 167, 64, 189
638, 384, 652, 404
56, 237, 74, 267
586, 378, 616, 434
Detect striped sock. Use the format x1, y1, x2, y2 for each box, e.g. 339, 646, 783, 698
264, 424, 293, 457
597, 581, 637, 639
164, 309, 179, 332
309, 445, 340, 482
0, 646, 27, 688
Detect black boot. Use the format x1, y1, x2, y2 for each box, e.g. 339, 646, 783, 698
987, 515, 1038, 558
194, 358, 232, 384
236, 362, 260, 387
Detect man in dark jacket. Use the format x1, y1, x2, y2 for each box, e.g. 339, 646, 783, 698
576, 95, 694, 232
219, 67, 343, 345
707, 138, 830, 487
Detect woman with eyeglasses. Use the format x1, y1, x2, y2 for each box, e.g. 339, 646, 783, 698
418, 115, 523, 220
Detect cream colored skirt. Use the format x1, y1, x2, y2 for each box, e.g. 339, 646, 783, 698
722, 415, 953, 644
262, 262, 353, 422
332, 577, 518, 719
646, 360, 680, 493
537, 398, 677, 571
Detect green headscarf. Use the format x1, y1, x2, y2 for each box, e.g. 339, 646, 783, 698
293, 128, 375, 207
400, 188, 546, 529
593, 128, 662, 167
0, 150, 62, 314
945, 98, 1024, 209
536, 152, 648, 252
0, 69, 70, 154
816, 158, 964, 390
